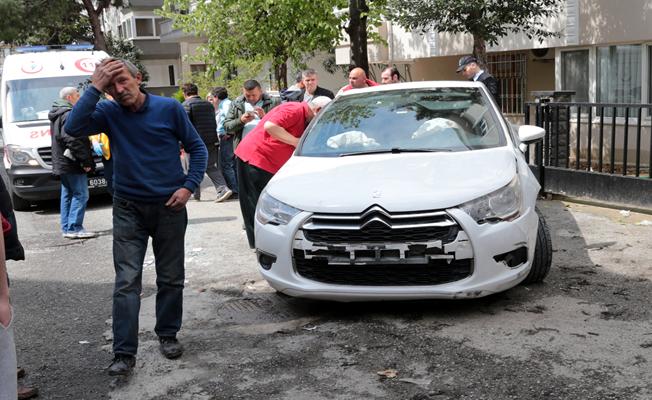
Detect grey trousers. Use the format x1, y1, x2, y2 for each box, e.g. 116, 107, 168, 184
0, 307, 17, 400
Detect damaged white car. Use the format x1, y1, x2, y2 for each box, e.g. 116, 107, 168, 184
254, 81, 552, 301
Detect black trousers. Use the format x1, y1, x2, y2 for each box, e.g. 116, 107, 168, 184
236, 158, 273, 248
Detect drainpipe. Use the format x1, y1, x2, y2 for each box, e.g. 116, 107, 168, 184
387, 21, 393, 68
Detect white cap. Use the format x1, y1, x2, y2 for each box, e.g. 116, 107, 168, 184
308, 96, 332, 110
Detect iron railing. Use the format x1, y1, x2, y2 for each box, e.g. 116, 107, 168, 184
525, 102, 652, 179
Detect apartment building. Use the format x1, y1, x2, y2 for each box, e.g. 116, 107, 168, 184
336, 0, 652, 118
102, 0, 181, 96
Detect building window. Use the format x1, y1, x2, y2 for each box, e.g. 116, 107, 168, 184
135, 18, 155, 37
597, 44, 641, 105
561, 50, 589, 102
122, 20, 132, 39
190, 64, 207, 74
155, 18, 163, 36
168, 65, 175, 86
649, 45, 652, 103
486, 52, 527, 114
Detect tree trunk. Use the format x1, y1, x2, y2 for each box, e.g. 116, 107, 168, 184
274, 61, 288, 91
347, 0, 369, 74
472, 35, 487, 70
81, 0, 107, 51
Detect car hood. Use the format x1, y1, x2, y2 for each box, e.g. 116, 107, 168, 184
266, 147, 518, 213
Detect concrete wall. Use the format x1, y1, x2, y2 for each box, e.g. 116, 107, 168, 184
142, 58, 180, 89
578, 0, 652, 46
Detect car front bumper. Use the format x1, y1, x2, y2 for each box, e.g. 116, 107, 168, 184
254, 206, 539, 302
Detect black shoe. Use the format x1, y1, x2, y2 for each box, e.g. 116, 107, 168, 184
159, 336, 183, 359
108, 354, 136, 376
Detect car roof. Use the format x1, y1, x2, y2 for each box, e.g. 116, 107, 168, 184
338, 81, 486, 97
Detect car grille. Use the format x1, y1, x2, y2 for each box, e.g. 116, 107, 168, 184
293, 205, 473, 286
37, 147, 53, 165
294, 251, 472, 286
38, 146, 103, 167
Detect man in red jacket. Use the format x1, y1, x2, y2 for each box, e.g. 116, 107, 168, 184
235, 96, 332, 248
337, 67, 379, 95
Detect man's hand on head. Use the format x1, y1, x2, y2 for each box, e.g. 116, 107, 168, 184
165, 188, 192, 211
91, 59, 124, 92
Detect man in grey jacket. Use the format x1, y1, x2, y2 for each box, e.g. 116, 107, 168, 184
223, 80, 280, 149
49, 87, 97, 239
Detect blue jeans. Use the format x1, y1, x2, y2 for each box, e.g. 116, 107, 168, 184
219, 135, 238, 193
111, 196, 187, 356
60, 173, 89, 233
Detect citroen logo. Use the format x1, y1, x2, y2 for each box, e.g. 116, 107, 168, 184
361, 216, 392, 229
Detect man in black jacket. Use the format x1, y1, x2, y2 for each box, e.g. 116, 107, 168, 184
456, 55, 501, 106
281, 69, 334, 103
182, 83, 227, 201
49, 87, 97, 239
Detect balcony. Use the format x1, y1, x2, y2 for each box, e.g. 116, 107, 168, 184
159, 19, 205, 44
125, 0, 163, 8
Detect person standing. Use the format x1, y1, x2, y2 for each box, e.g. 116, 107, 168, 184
456, 55, 500, 105
235, 96, 331, 248
0, 177, 32, 400
223, 79, 280, 149
0, 222, 16, 400
182, 83, 228, 201
300, 69, 334, 102
337, 67, 379, 95
49, 87, 98, 239
64, 58, 208, 376
380, 66, 401, 84
209, 87, 237, 202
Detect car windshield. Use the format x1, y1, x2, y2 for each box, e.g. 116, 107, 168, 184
298, 88, 505, 157
6, 75, 90, 123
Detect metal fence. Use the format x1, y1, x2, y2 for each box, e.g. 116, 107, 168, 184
524, 101, 652, 209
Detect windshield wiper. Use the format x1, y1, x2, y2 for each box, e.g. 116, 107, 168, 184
339, 148, 453, 157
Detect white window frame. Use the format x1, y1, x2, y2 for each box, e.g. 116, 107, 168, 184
133, 17, 159, 39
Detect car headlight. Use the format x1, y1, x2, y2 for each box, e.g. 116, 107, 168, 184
459, 175, 522, 224
5, 145, 39, 166
256, 190, 302, 225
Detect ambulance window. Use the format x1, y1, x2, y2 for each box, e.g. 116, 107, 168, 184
7, 76, 89, 123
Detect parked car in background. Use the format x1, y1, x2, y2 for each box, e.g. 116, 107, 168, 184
254, 81, 552, 301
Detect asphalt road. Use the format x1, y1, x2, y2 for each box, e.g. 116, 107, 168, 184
6, 183, 652, 399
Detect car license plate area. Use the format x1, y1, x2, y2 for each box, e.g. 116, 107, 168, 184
88, 177, 107, 188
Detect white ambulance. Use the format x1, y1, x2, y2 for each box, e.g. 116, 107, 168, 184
1, 45, 109, 210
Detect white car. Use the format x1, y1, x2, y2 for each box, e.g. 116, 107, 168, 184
254, 81, 552, 301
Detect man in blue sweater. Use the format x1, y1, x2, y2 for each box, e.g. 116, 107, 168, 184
65, 58, 208, 376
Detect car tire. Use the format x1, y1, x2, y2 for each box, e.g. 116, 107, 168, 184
10, 190, 31, 211
522, 208, 552, 284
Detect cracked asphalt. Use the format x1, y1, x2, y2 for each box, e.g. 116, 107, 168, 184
6, 183, 652, 399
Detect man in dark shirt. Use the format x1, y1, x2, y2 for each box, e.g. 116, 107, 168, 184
65, 58, 207, 376
182, 83, 228, 201
456, 55, 501, 106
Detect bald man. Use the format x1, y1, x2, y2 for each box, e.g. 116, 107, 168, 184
337, 67, 379, 95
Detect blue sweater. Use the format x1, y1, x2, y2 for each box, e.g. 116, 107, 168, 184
65, 86, 208, 202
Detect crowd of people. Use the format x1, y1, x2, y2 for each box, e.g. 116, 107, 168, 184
0, 55, 499, 397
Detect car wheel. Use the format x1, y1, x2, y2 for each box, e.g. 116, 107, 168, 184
522, 208, 552, 284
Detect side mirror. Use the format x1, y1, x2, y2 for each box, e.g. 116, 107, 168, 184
517, 125, 545, 153
518, 125, 545, 144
